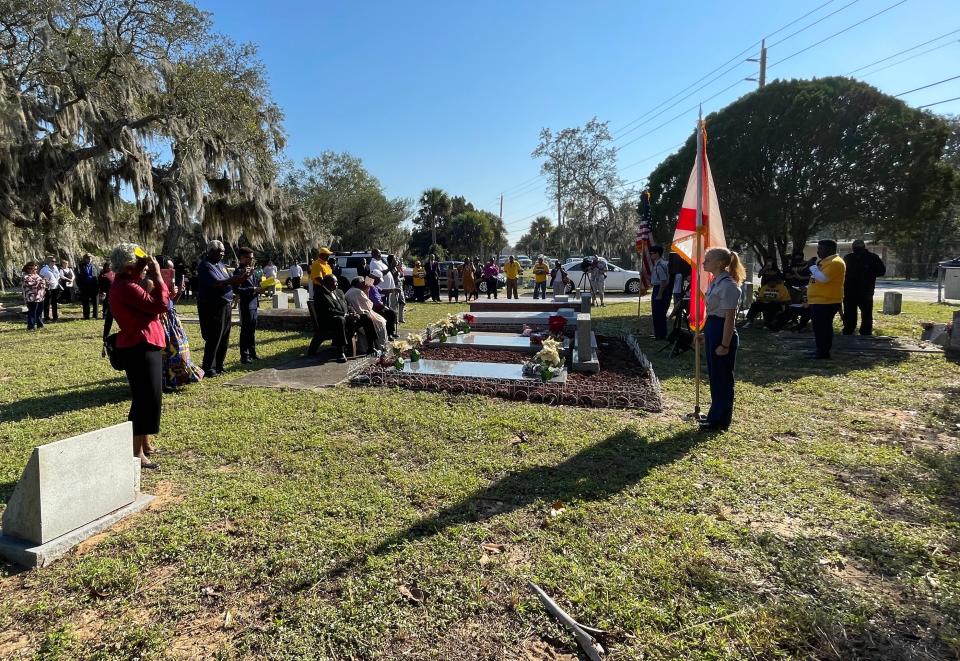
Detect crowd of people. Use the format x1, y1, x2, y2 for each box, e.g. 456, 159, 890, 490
16, 238, 886, 464
644, 238, 887, 432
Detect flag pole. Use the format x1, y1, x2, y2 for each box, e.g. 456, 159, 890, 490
693, 109, 704, 419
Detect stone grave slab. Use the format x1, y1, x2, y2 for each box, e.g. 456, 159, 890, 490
883, 291, 902, 314
468, 299, 581, 313
0, 422, 155, 567
467, 310, 577, 328
292, 288, 310, 309
430, 332, 569, 353
401, 359, 566, 383
572, 312, 600, 373
230, 353, 369, 390
272, 292, 290, 309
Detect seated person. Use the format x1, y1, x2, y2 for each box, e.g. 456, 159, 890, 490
745, 273, 791, 328
778, 285, 811, 332
344, 277, 388, 352
367, 270, 399, 339
310, 274, 376, 361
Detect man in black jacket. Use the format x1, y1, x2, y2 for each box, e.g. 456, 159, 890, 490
310, 275, 376, 362
235, 247, 263, 364
842, 239, 886, 336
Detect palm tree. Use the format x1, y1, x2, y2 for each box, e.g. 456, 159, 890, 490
418, 188, 452, 251
530, 216, 554, 255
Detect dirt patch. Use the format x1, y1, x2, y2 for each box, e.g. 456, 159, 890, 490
0, 629, 31, 659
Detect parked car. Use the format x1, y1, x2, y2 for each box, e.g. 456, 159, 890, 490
562, 260, 643, 294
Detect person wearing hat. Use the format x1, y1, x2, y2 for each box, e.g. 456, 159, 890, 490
235, 247, 265, 364
310, 247, 334, 297
367, 269, 399, 339
842, 239, 886, 336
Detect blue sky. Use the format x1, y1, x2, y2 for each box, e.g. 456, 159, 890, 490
195, 0, 960, 243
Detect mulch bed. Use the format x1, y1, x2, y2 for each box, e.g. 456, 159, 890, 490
352, 335, 663, 411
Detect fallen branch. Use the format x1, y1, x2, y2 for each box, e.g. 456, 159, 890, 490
527, 581, 604, 660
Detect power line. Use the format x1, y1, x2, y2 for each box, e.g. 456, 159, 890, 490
918, 95, 960, 109
615, 77, 749, 154
768, 0, 909, 70
767, 0, 861, 48
846, 27, 960, 75
613, 0, 841, 139
858, 39, 960, 79
895, 74, 960, 98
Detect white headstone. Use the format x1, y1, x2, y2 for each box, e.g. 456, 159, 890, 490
272, 292, 290, 309
883, 291, 902, 315
1, 422, 136, 545
293, 288, 309, 309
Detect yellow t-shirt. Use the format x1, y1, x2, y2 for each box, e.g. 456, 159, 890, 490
413, 267, 426, 287
756, 283, 790, 303
807, 254, 845, 304
532, 263, 549, 283
311, 258, 332, 284
504, 262, 521, 279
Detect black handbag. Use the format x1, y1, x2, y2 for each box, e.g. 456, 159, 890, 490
103, 333, 125, 371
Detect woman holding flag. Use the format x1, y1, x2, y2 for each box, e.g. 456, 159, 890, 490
699, 247, 745, 431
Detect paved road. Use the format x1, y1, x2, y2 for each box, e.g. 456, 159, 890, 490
583, 279, 946, 303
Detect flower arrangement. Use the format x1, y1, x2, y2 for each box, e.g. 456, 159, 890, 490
433, 314, 471, 341
389, 333, 425, 370
522, 337, 565, 382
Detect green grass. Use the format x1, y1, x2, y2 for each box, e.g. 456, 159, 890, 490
0, 294, 958, 659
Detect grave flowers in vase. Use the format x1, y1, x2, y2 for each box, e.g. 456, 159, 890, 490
548, 314, 567, 339
522, 337, 564, 382
437, 314, 470, 341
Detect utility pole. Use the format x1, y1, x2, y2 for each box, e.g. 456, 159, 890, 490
499, 193, 503, 259
746, 38, 767, 88
556, 176, 562, 228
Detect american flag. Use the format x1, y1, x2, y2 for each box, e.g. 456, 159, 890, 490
635, 190, 654, 295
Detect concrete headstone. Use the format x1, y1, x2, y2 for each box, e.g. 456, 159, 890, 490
1, 422, 136, 544
580, 291, 592, 314
883, 291, 902, 315
272, 292, 290, 309
292, 288, 309, 309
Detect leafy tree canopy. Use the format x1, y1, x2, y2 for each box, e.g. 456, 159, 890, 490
0, 0, 300, 269
284, 151, 410, 255
647, 77, 957, 268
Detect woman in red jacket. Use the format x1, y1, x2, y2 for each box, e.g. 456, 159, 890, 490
108, 243, 169, 469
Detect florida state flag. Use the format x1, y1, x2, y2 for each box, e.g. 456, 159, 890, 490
671, 120, 726, 330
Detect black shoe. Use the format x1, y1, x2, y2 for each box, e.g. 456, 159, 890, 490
337, 353, 347, 363
205, 369, 219, 378
250, 353, 260, 360
698, 421, 729, 432
241, 356, 252, 364
805, 352, 830, 359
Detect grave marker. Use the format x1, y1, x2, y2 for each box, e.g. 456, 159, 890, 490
883, 291, 902, 315
292, 288, 309, 309
0, 422, 154, 567
272, 292, 290, 309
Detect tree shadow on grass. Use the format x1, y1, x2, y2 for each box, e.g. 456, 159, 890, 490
0, 383, 130, 425
325, 425, 704, 582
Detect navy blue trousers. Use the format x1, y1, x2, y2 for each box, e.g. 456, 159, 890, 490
651, 285, 670, 339
704, 315, 738, 427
